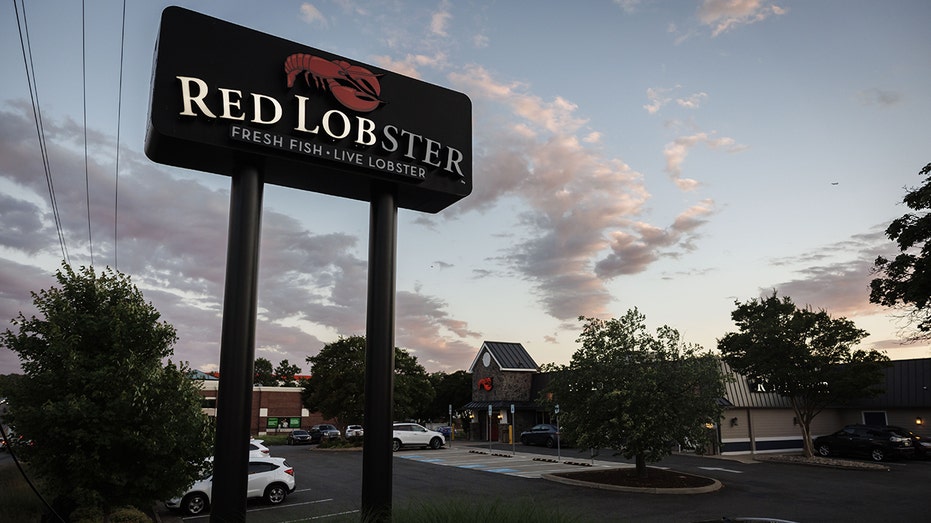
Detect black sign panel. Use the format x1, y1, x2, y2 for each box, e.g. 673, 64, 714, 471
146, 7, 472, 213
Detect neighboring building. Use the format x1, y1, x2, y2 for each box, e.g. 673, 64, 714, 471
193, 373, 330, 436
719, 358, 931, 456
459, 341, 931, 456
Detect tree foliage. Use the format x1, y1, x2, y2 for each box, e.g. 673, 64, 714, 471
718, 292, 889, 457
302, 335, 434, 425
0, 264, 214, 517
545, 310, 726, 477
254, 357, 277, 386
423, 370, 472, 421
870, 162, 931, 339
274, 359, 301, 387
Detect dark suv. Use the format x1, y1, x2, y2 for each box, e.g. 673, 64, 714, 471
813, 424, 915, 462
308, 424, 341, 443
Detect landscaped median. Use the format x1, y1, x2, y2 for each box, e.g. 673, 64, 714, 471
544, 467, 722, 494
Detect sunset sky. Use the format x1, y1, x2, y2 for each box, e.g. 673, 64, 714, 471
2, 0, 930, 376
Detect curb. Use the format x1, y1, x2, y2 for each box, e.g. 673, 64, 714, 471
541, 470, 723, 495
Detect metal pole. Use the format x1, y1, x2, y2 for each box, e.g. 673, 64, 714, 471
211, 164, 264, 523
361, 183, 397, 522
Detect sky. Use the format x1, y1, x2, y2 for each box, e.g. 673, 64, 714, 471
1, 0, 930, 377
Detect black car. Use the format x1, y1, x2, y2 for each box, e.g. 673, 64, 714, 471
519, 423, 560, 448
286, 429, 312, 445
884, 426, 930, 459
308, 424, 341, 443
813, 424, 915, 462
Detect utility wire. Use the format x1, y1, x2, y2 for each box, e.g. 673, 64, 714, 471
14, 0, 69, 265
113, 0, 126, 270
82, 0, 94, 266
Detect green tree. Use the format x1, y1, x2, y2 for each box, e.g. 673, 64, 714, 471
302, 335, 434, 424
870, 162, 931, 339
0, 264, 213, 519
718, 292, 889, 458
423, 370, 472, 421
546, 310, 726, 478
274, 359, 301, 387
254, 357, 277, 386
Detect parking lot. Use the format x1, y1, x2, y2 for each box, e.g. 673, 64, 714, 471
153, 442, 929, 522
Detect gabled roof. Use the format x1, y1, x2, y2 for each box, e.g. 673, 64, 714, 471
468, 341, 538, 372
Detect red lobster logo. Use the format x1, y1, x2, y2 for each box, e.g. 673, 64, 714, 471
284, 53, 383, 113
478, 377, 493, 391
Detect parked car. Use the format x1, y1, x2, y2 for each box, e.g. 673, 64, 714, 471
392, 422, 445, 451
884, 426, 930, 459
813, 424, 915, 462
287, 429, 313, 445
345, 425, 364, 438
309, 424, 341, 443
249, 439, 271, 457
520, 423, 560, 448
165, 456, 296, 516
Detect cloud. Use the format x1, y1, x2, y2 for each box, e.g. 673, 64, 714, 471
447, 66, 717, 321
299, 3, 328, 27
856, 88, 902, 107
644, 86, 707, 114
765, 229, 890, 317
0, 104, 481, 374
697, 0, 787, 37
430, 1, 453, 37
664, 132, 746, 190
372, 52, 447, 79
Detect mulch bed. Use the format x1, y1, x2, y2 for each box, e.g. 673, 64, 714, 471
553, 467, 717, 489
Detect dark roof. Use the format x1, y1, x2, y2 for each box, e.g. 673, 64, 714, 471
846, 358, 931, 408
467, 341, 538, 372
720, 361, 792, 409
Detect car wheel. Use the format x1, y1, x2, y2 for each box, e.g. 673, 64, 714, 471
545, 436, 555, 448
520, 436, 529, 446
392, 439, 401, 452
871, 448, 885, 462
430, 437, 443, 449
817, 444, 831, 457
264, 483, 288, 504
181, 492, 209, 516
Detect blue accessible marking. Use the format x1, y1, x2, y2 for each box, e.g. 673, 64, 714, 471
485, 468, 517, 473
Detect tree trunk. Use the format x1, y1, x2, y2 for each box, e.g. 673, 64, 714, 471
635, 453, 647, 478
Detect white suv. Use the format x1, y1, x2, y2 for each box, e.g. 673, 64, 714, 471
392, 422, 445, 451
165, 457, 296, 516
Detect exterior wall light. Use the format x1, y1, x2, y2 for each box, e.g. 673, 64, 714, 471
918, 416, 923, 425
730, 417, 738, 427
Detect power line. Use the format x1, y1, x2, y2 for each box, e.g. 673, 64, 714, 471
13, 0, 70, 265
82, 0, 94, 266
113, 0, 126, 271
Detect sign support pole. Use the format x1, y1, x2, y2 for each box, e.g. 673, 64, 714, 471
361, 182, 398, 522
211, 164, 264, 523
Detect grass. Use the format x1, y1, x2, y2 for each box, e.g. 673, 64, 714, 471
0, 460, 45, 522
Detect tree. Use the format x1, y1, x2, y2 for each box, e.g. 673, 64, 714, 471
545, 310, 726, 478
274, 359, 302, 387
254, 357, 277, 386
302, 335, 434, 425
718, 292, 889, 458
423, 370, 472, 421
0, 264, 213, 519
870, 162, 931, 339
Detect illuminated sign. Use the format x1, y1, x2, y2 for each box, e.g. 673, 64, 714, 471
146, 6, 472, 213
